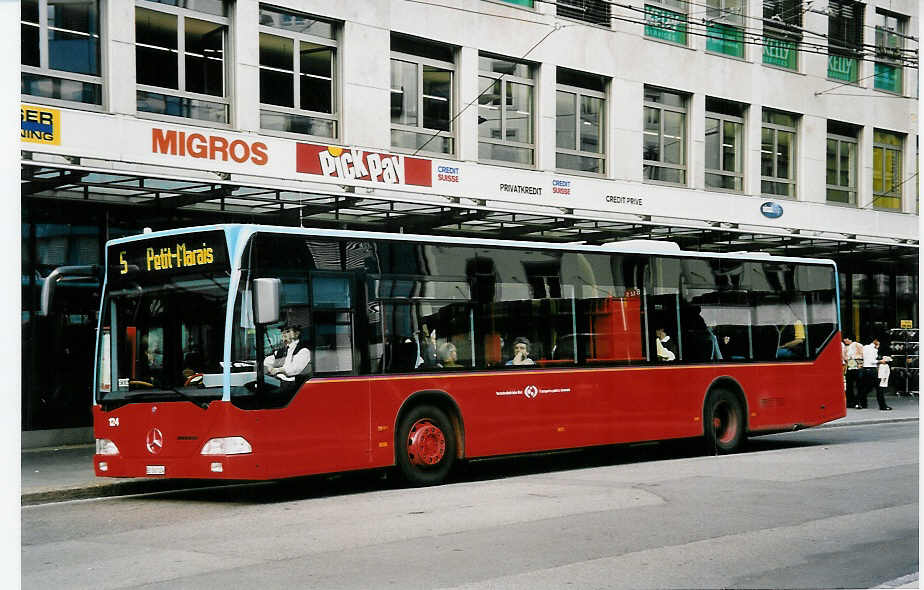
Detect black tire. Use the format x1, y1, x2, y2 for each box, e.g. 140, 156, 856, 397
396, 404, 457, 486
703, 389, 746, 454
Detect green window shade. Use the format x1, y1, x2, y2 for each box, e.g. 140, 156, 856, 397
828, 54, 858, 82
763, 36, 797, 70
874, 62, 902, 93
706, 23, 744, 57
645, 5, 687, 44
500, 0, 533, 5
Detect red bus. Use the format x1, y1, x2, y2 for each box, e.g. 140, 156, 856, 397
87, 224, 845, 485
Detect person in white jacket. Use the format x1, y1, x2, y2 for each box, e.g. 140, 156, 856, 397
858, 337, 884, 409
876, 355, 893, 411
263, 324, 311, 381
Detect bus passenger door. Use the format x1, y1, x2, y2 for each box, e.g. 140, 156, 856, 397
299, 272, 372, 471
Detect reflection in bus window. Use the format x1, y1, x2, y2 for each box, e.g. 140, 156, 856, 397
380, 301, 473, 372
562, 253, 646, 364
648, 256, 682, 361
472, 246, 578, 368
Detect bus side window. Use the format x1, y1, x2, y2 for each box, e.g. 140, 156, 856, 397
472, 247, 577, 368
750, 262, 809, 361
311, 275, 354, 374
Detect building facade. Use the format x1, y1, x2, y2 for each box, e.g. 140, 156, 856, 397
21, 0, 918, 431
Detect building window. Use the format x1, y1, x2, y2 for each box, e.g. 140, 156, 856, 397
827, 0, 862, 83
705, 0, 745, 58
390, 35, 454, 155
872, 130, 903, 210
826, 121, 858, 205
499, 0, 533, 6
478, 55, 535, 166
21, 0, 102, 105
762, 0, 801, 70
259, 5, 337, 139
135, 0, 230, 124
556, 68, 605, 175
761, 110, 797, 197
643, 87, 686, 185
873, 10, 905, 94
557, 0, 610, 26
644, 0, 688, 44
705, 98, 744, 192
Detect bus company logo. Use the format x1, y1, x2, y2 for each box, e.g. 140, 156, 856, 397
552, 179, 571, 196
296, 143, 432, 187
146, 427, 165, 455
495, 385, 571, 398
151, 128, 269, 165
21, 105, 60, 146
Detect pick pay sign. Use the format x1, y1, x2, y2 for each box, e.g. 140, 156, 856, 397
295, 143, 432, 187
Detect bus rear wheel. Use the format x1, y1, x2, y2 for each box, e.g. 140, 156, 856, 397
396, 405, 456, 486
704, 389, 745, 454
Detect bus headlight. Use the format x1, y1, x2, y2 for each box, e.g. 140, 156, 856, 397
95, 439, 119, 456
200, 437, 252, 455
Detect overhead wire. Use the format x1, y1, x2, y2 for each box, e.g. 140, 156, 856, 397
410, 23, 569, 155
400, 0, 917, 67
531, 0, 917, 67
398, 0, 916, 156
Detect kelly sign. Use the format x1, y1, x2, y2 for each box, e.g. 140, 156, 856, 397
296, 143, 431, 187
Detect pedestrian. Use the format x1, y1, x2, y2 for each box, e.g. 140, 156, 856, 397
857, 337, 883, 409
843, 336, 863, 408
876, 355, 893, 411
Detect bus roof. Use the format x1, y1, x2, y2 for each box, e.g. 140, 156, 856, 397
106, 223, 838, 267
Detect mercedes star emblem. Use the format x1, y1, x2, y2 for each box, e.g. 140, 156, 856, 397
146, 427, 164, 455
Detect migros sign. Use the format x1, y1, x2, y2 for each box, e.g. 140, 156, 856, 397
151, 128, 268, 165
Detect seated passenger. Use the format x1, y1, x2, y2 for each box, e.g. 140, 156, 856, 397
263, 323, 311, 380
506, 337, 536, 366
775, 318, 806, 359
655, 328, 676, 362
437, 342, 460, 368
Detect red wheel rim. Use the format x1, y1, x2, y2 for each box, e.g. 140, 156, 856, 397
407, 419, 446, 467
713, 401, 739, 445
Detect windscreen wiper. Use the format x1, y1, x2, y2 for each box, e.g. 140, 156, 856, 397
163, 387, 211, 410
123, 388, 211, 409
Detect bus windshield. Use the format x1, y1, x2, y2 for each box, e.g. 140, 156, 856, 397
97, 273, 229, 406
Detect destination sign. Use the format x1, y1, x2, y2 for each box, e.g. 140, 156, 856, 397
108, 230, 229, 285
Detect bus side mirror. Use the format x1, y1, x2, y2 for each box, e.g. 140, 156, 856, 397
252, 278, 281, 325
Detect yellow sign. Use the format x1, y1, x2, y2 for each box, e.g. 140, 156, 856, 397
142, 243, 214, 272
21, 105, 60, 145
900, 320, 913, 329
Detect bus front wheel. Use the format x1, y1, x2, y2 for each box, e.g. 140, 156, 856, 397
396, 405, 456, 486
704, 389, 745, 454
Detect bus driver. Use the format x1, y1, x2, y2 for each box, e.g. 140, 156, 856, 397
263, 323, 311, 380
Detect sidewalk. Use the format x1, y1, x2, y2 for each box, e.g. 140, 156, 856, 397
21, 394, 919, 505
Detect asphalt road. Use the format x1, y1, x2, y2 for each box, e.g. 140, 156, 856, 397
22, 422, 918, 589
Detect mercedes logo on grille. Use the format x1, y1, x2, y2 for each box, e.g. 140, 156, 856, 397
146, 427, 164, 455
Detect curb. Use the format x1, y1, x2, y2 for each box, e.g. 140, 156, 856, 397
818, 416, 919, 429
21, 479, 223, 506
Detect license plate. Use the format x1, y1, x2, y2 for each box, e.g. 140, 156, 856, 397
146, 465, 165, 475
